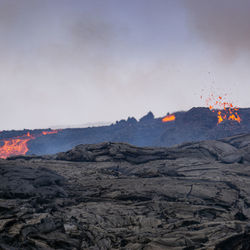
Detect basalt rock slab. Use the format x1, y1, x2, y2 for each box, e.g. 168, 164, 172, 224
56, 139, 243, 165
0, 164, 66, 199
1, 134, 250, 249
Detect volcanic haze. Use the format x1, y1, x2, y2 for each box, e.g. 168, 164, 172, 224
0, 0, 250, 129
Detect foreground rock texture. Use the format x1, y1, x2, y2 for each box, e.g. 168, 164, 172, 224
2, 134, 250, 249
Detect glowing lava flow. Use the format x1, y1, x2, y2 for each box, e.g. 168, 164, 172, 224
42, 130, 58, 135
0, 132, 35, 159
0, 130, 59, 159
203, 94, 241, 124
162, 114, 176, 123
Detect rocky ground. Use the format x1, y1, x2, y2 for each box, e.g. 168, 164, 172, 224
1, 133, 250, 249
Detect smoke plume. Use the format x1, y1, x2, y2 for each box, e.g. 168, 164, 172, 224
185, 0, 250, 60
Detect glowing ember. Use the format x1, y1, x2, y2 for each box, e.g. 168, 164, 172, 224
0, 130, 59, 159
202, 94, 241, 124
42, 130, 59, 135
162, 114, 176, 123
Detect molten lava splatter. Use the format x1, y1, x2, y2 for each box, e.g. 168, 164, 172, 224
0, 130, 59, 159
162, 114, 176, 123
42, 130, 58, 135
202, 94, 241, 124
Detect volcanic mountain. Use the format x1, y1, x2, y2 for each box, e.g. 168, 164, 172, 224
1, 107, 250, 158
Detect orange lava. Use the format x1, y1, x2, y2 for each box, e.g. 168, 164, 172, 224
0, 130, 59, 159
0, 132, 35, 159
42, 130, 59, 135
204, 94, 241, 124
162, 114, 176, 123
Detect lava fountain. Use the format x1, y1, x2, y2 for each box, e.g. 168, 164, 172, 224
203, 94, 241, 124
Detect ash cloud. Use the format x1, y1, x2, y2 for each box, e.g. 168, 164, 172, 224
185, 0, 250, 60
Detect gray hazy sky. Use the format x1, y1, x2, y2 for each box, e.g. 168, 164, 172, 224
1, 0, 250, 130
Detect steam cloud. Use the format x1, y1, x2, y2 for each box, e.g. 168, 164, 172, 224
185, 0, 250, 60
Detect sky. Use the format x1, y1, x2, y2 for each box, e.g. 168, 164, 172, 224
1, 0, 250, 130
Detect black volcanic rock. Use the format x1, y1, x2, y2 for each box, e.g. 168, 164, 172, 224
1, 134, 250, 249
139, 111, 154, 122
127, 117, 137, 124
0, 164, 66, 199
56, 142, 171, 163
56, 139, 243, 164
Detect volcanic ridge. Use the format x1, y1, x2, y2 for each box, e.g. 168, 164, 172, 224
1, 107, 250, 159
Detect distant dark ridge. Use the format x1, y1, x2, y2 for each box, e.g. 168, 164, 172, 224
0, 107, 250, 156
